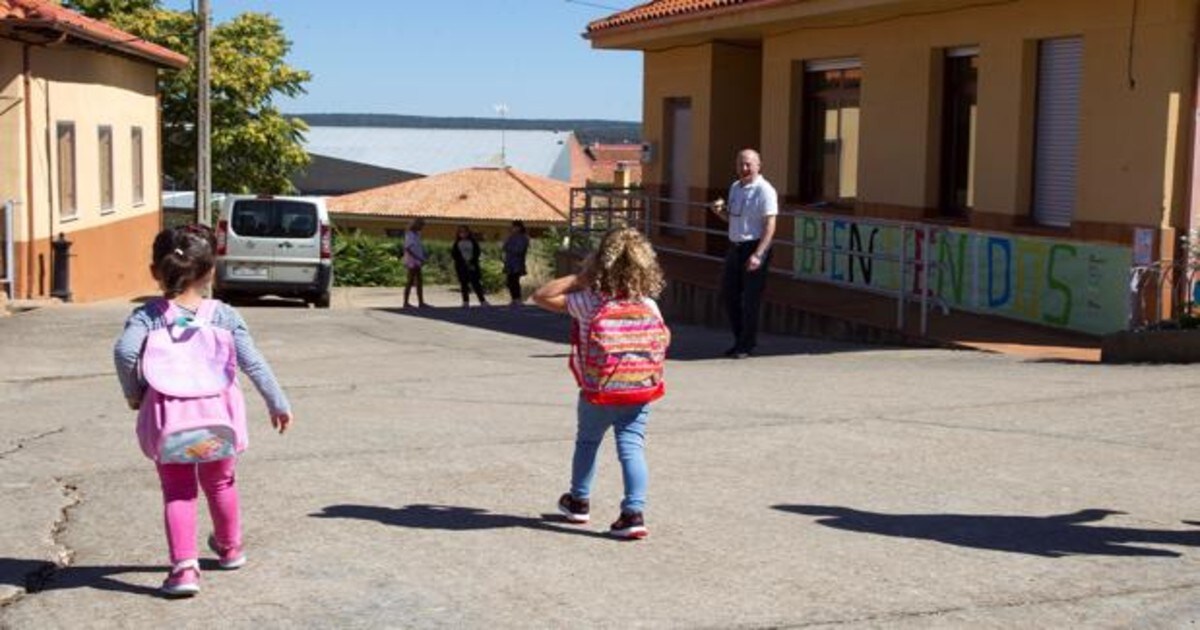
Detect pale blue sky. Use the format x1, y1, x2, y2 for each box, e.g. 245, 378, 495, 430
162, 0, 643, 121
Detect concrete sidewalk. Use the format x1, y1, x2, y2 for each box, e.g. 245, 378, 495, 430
1, 287, 1198, 628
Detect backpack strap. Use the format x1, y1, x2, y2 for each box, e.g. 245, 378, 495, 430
195, 299, 220, 324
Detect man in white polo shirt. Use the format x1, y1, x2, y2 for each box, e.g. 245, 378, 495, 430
710, 149, 778, 359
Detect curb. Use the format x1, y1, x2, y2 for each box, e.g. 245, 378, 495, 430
1101, 329, 1200, 364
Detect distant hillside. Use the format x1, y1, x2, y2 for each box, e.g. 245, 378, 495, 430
293, 113, 642, 145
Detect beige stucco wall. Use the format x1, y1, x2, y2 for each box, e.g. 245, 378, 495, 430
0, 39, 28, 247
25, 45, 162, 240
707, 43, 762, 190
643, 43, 714, 204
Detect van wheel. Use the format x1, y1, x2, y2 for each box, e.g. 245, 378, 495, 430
314, 291, 331, 308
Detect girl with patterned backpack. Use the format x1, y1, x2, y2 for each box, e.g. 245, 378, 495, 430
113, 225, 293, 597
533, 227, 669, 539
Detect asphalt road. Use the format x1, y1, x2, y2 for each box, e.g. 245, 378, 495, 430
2, 287, 1199, 629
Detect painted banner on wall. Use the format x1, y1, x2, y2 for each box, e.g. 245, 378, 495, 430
793, 215, 1132, 335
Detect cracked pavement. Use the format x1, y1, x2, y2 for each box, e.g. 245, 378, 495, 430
1, 287, 1199, 628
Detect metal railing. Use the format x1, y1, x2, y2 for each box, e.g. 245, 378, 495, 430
567, 188, 950, 335
1128, 258, 1200, 329
567, 187, 651, 253
1, 200, 13, 301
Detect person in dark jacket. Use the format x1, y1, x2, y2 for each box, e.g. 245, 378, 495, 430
451, 225, 489, 308
502, 219, 530, 306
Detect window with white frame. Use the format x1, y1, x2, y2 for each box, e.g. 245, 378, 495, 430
57, 122, 77, 219
131, 126, 144, 205
99, 125, 114, 212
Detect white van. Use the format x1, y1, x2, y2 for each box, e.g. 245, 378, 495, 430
214, 195, 333, 307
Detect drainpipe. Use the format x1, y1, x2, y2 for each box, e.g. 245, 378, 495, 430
1188, 0, 1200, 259
43, 49, 55, 299
22, 44, 34, 299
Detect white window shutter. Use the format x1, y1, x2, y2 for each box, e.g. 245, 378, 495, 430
1033, 37, 1083, 228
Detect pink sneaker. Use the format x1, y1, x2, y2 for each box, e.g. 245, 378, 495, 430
161, 560, 201, 597
207, 534, 247, 570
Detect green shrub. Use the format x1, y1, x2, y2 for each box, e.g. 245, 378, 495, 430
424, 240, 507, 294
332, 231, 513, 294
331, 231, 405, 287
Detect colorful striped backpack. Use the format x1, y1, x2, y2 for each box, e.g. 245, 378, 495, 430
570, 297, 670, 405
136, 299, 247, 463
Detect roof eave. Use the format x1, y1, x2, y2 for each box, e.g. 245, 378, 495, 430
3, 17, 188, 68
584, 0, 790, 48
587, 0, 1015, 48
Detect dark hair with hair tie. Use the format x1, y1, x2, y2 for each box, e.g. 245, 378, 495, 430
151, 224, 217, 298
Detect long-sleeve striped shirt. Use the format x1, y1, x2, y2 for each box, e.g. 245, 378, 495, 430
113, 300, 291, 415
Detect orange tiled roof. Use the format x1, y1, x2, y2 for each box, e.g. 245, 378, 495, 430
0, 0, 188, 68
588, 0, 767, 33
328, 167, 570, 224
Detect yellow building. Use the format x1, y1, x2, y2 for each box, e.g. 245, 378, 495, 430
587, 0, 1199, 336
0, 0, 186, 302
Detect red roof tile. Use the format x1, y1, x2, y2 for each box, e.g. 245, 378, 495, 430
0, 0, 187, 68
587, 143, 644, 163
328, 167, 570, 225
569, 136, 593, 188
588, 0, 766, 34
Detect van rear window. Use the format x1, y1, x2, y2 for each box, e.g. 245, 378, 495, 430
229, 200, 318, 238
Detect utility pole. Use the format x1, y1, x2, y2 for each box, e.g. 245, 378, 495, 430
196, 0, 212, 225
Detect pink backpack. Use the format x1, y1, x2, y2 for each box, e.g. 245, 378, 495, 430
136, 299, 247, 463
570, 297, 670, 405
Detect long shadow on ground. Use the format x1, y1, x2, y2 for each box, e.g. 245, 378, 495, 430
0, 558, 163, 598
373, 305, 878, 361
311, 503, 612, 540
773, 505, 1200, 558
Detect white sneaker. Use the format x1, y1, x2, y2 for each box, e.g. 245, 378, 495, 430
161, 559, 201, 597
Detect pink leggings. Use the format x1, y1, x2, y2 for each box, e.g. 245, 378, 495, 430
156, 458, 241, 564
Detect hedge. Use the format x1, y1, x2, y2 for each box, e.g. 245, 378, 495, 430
332, 231, 552, 295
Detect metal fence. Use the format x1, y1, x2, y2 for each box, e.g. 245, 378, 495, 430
567, 188, 950, 335
567, 187, 651, 254
1128, 258, 1200, 329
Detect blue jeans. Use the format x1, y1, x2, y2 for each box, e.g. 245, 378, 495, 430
571, 396, 651, 514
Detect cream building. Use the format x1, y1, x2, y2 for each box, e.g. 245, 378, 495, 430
0, 0, 187, 302
586, 0, 1200, 336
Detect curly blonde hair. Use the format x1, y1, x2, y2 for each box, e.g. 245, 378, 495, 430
585, 227, 665, 299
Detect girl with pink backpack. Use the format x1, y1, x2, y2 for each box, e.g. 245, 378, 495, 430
532, 227, 670, 540
113, 225, 293, 597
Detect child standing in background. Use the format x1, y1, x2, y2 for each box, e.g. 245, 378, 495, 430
403, 217, 429, 308
532, 227, 669, 540
113, 225, 293, 596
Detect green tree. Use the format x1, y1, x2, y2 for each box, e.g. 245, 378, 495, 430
66, 0, 311, 193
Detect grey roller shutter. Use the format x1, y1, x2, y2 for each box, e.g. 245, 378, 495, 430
1032, 37, 1083, 228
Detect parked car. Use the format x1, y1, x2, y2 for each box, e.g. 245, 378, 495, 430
213, 195, 333, 307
